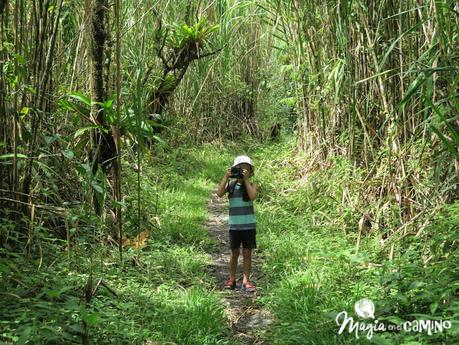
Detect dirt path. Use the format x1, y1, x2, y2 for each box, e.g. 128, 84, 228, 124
206, 189, 273, 345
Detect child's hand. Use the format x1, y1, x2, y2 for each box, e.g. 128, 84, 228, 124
242, 168, 250, 181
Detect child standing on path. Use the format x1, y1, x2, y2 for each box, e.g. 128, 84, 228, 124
216, 155, 257, 292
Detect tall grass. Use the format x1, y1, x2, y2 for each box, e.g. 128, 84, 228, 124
0, 143, 240, 344
249, 137, 458, 344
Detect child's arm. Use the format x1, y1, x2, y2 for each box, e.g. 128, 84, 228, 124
244, 180, 257, 200
216, 168, 231, 197
242, 169, 257, 200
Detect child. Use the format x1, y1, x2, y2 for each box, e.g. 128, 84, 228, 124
216, 155, 257, 292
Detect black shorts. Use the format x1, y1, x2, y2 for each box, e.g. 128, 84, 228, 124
229, 229, 256, 249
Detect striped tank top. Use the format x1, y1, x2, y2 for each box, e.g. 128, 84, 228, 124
227, 181, 256, 230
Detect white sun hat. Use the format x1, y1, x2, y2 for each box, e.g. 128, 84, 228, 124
232, 155, 254, 169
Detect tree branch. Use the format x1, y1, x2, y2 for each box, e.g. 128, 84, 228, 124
196, 46, 224, 59
142, 28, 170, 86
158, 28, 170, 70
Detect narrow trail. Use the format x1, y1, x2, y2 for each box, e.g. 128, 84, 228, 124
206, 188, 274, 345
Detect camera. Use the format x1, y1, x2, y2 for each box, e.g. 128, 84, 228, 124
230, 166, 243, 178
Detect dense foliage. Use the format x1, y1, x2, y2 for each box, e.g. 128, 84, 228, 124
0, 0, 458, 344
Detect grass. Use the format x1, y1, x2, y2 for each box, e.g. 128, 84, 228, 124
1, 143, 239, 345
128, 136, 458, 345
248, 137, 458, 345
87, 143, 242, 344
2, 137, 457, 344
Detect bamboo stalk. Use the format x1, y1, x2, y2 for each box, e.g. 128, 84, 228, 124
114, 0, 123, 263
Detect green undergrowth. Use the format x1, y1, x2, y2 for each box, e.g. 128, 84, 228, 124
248, 138, 459, 345
1, 144, 239, 344
2, 137, 457, 344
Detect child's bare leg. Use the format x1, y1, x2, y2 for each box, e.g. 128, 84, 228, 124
229, 248, 240, 281
242, 248, 252, 284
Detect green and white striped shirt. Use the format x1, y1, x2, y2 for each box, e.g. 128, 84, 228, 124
227, 182, 256, 230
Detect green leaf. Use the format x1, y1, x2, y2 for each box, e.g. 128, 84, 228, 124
398, 73, 428, 111
76, 163, 91, 176
63, 149, 74, 160
396, 293, 409, 304
114, 200, 127, 208
16, 326, 33, 345
408, 281, 426, 290
430, 302, 439, 314
74, 126, 97, 139
0, 153, 28, 160
44, 135, 60, 145
59, 98, 91, 117
91, 181, 104, 194
152, 135, 165, 144
20, 107, 30, 117
430, 125, 459, 160
68, 92, 91, 106
84, 313, 100, 326
103, 94, 116, 109
429, 98, 459, 145
385, 316, 403, 325
45, 289, 61, 298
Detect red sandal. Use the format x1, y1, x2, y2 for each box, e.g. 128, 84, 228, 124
224, 278, 236, 290
241, 281, 256, 292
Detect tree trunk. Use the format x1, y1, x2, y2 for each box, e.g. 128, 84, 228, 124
89, 0, 115, 215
